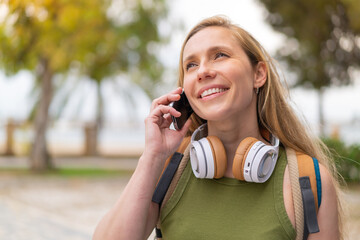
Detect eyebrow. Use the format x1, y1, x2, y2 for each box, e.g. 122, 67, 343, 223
183, 45, 232, 64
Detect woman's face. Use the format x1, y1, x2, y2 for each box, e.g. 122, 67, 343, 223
182, 26, 258, 123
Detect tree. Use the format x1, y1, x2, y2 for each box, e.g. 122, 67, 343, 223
0, 0, 167, 170
259, 0, 360, 135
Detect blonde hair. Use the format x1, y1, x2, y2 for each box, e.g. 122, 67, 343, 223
177, 15, 344, 238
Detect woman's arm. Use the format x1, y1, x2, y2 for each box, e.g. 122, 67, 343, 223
308, 164, 340, 240
93, 87, 191, 240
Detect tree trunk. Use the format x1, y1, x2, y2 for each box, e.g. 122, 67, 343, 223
30, 58, 53, 171
84, 81, 102, 156
5, 118, 16, 156
318, 87, 325, 137
84, 122, 98, 156
94, 81, 104, 154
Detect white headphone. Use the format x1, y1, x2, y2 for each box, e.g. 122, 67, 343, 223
190, 123, 280, 183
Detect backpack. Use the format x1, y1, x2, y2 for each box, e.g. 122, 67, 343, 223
152, 137, 321, 240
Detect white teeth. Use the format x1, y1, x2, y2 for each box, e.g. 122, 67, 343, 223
200, 88, 226, 98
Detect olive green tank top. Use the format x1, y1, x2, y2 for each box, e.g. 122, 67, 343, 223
160, 148, 296, 240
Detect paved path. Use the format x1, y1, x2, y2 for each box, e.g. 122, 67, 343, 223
0, 156, 139, 240
0, 171, 142, 240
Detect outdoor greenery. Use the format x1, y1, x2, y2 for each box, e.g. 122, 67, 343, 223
0, 167, 133, 177
259, 0, 360, 135
323, 138, 360, 182
0, 0, 168, 171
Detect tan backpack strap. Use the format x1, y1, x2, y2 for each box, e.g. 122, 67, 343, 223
160, 144, 191, 213
296, 152, 319, 213
155, 137, 191, 237
160, 137, 191, 177
296, 151, 320, 237
286, 147, 304, 240
156, 145, 191, 230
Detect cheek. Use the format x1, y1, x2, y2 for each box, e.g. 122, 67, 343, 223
183, 76, 199, 112
183, 76, 194, 96
231, 66, 255, 91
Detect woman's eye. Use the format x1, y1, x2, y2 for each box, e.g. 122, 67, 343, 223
186, 62, 197, 71
215, 52, 228, 59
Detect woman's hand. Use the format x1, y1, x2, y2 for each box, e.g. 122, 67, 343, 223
93, 89, 191, 240
143, 87, 191, 162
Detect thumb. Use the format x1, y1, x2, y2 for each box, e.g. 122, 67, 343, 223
179, 118, 192, 137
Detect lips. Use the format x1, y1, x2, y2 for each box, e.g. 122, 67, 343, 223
199, 87, 229, 98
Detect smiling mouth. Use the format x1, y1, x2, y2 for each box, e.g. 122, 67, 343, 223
200, 88, 229, 98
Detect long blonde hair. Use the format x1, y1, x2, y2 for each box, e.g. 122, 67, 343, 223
177, 15, 344, 238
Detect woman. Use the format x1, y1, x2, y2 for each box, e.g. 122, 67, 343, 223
93, 16, 342, 240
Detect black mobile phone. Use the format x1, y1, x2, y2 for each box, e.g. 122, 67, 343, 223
170, 91, 193, 130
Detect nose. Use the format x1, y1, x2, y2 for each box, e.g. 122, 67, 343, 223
197, 62, 216, 81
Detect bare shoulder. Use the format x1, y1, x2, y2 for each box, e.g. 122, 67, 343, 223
308, 163, 340, 240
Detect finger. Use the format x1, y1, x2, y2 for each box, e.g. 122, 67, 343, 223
150, 88, 182, 110
179, 118, 192, 136
171, 87, 183, 94
163, 113, 172, 122
169, 87, 183, 94
151, 105, 181, 120
151, 93, 180, 110
159, 115, 173, 129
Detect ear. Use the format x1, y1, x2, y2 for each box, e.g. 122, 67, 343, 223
253, 62, 267, 89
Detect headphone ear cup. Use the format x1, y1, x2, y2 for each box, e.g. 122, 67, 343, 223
207, 136, 227, 178
232, 137, 259, 180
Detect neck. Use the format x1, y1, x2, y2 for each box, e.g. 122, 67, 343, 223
207, 116, 266, 178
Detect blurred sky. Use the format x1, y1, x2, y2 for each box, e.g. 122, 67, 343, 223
0, 0, 360, 140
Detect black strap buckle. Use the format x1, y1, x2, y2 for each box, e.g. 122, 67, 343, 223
299, 176, 320, 239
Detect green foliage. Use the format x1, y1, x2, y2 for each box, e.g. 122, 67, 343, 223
0, 167, 133, 177
342, 0, 360, 32
259, 0, 360, 136
259, 0, 360, 90
322, 138, 360, 182
0, 0, 167, 92
50, 168, 133, 177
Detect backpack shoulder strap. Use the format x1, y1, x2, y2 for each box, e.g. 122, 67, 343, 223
152, 137, 191, 206
296, 152, 322, 212
161, 136, 191, 176
152, 137, 191, 239
291, 150, 321, 239
160, 142, 191, 212
286, 147, 304, 240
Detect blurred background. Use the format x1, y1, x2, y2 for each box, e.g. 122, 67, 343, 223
0, 0, 359, 239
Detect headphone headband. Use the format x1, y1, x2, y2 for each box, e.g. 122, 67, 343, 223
193, 123, 279, 148
191, 123, 208, 142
